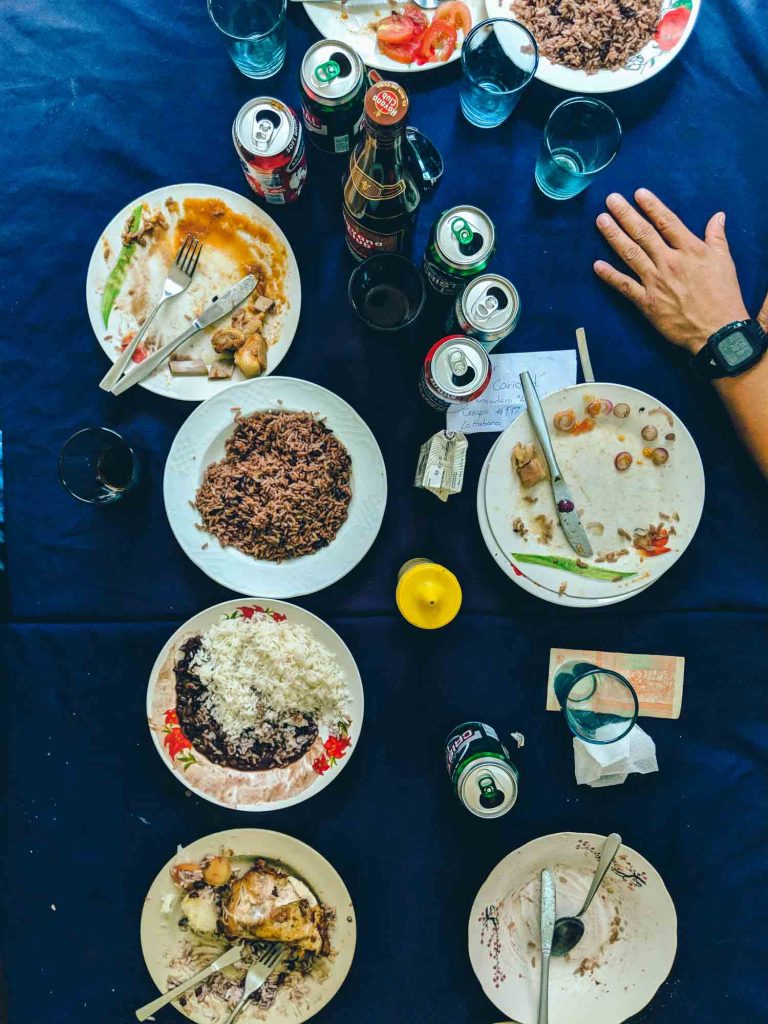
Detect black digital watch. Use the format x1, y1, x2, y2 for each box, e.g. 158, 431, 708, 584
692, 319, 767, 379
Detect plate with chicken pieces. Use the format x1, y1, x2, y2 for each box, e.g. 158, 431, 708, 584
86, 183, 300, 401
140, 828, 355, 1024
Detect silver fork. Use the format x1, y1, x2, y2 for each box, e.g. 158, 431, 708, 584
223, 944, 287, 1024
99, 234, 203, 391
290, 0, 442, 8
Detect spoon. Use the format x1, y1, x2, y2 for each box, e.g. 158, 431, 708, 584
551, 832, 622, 957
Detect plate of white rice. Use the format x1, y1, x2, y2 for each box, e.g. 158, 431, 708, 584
146, 599, 363, 811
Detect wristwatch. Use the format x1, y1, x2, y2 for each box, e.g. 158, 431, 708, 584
692, 318, 767, 379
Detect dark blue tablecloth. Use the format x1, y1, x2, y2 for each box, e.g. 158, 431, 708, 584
2, 2, 768, 1022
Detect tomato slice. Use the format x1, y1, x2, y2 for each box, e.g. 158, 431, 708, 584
433, 0, 472, 36
377, 13, 415, 45
379, 36, 422, 64
401, 3, 428, 33
417, 20, 457, 63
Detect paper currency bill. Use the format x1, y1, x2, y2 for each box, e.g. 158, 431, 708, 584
547, 648, 684, 720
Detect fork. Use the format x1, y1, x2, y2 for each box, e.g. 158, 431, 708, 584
222, 944, 287, 1024
290, 0, 442, 8
99, 234, 203, 391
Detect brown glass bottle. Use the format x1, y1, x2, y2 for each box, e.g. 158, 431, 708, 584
342, 80, 421, 261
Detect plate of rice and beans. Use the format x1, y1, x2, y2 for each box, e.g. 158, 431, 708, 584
140, 828, 355, 1024
147, 599, 363, 811
164, 377, 387, 597
485, 0, 700, 92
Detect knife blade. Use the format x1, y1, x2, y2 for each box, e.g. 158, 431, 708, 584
537, 869, 556, 1024
110, 275, 258, 395
519, 371, 593, 558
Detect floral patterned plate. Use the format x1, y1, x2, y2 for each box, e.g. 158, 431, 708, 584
146, 599, 364, 811
468, 832, 676, 1024
484, 0, 701, 93
140, 828, 356, 1024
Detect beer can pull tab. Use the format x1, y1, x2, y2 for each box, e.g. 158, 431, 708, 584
252, 117, 277, 151
451, 217, 474, 247
471, 289, 500, 323
447, 345, 470, 380
314, 59, 341, 85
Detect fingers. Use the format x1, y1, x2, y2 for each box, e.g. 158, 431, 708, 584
596, 211, 655, 277
634, 188, 698, 249
704, 211, 730, 252
605, 192, 668, 261
757, 290, 768, 333
593, 259, 646, 307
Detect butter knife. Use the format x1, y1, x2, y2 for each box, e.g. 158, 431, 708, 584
110, 275, 258, 395
537, 869, 556, 1024
520, 371, 593, 558
135, 943, 245, 1021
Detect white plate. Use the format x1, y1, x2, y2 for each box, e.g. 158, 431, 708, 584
485, 0, 700, 93
86, 183, 301, 401
484, 383, 704, 601
302, 0, 485, 73
147, 599, 364, 811
140, 828, 356, 1024
164, 377, 387, 597
477, 435, 651, 608
469, 832, 677, 1024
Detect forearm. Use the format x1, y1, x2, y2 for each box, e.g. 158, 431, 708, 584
713, 359, 768, 478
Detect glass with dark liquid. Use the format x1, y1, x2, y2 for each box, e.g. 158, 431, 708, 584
348, 253, 425, 332
58, 427, 140, 504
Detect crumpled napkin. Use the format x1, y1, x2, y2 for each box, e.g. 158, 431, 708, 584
573, 725, 658, 787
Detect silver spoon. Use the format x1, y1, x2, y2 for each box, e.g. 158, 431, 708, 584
551, 833, 622, 957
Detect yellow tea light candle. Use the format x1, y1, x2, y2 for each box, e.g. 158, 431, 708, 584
396, 558, 462, 629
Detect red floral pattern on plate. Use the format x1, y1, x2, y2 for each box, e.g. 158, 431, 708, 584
163, 709, 197, 769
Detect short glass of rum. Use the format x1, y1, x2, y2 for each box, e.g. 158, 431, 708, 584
460, 19, 538, 129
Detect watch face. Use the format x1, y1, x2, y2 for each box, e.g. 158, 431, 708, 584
717, 330, 754, 369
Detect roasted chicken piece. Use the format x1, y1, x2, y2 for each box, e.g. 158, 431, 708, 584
235, 333, 267, 379
211, 326, 246, 353
512, 442, 547, 488
231, 303, 264, 333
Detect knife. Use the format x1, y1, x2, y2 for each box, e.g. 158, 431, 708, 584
110, 275, 258, 395
135, 943, 245, 1020
537, 869, 556, 1024
519, 371, 593, 558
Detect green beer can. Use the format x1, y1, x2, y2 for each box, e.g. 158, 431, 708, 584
445, 720, 523, 818
423, 205, 496, 296
299, 40, 366, 155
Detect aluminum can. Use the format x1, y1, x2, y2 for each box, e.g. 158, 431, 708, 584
445, 721, 521, 819
233, 97, 308, 204
423, 205, 496, 295
299, 40, 366, 155
419, 334, 492, 411
449, 273, 521, 351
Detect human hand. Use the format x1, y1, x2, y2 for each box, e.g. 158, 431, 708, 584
593, 189, 749, 354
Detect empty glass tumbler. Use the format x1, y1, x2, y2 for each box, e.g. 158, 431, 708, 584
553, 659, 639, 745
535, 96, 622, 199
58, 427, 140, 505
460, 19, 538, 129
207, 0, 287, 79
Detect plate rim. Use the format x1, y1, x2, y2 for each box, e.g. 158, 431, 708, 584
85, 181, 302, 401
483, 381, 705, 601
140, 827, 357, 1024
145, 598, 365, 812
163, 375, 388, 598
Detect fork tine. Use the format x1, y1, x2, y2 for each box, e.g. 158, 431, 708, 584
265, 946, 284, 968
188, 239, 203, 277
175, 234, 194, 268
182, 237, 201, 277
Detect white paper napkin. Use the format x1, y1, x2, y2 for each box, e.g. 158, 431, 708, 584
573, 725, 658, 787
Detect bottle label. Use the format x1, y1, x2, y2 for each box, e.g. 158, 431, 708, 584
349, 156, 406, 200
343, 207, 403, 259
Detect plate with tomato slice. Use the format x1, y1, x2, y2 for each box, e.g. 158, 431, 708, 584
302, 0, 481, 72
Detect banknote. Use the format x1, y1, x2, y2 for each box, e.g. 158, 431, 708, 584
547, 648, 684, 720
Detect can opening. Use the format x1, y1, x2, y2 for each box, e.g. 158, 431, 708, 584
330, 51, 353, 78
458, 232, 483, 258
252, 110, 281, 150
486, 285, 508, 310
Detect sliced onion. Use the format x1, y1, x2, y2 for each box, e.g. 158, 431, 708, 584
586, 399, 602, 417
649, 406, 674, 427
613, 403, 631, 418
615, 451, 633, 471
652, 447, 669, 465
553, 409, 576, 432
599, 399, 614, 415
641, 425, 658, 441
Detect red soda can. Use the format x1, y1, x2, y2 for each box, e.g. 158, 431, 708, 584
419, 334, 492, 411
233, 97, 308, 205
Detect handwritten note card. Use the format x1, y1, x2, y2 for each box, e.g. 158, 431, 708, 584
445, 350, 578, 434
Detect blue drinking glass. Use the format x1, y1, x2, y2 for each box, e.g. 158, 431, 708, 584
535, 97, 622, 200
207, 0, 287, 79
553, 660, 638, 745
460, 19, 538, 129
